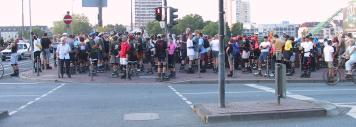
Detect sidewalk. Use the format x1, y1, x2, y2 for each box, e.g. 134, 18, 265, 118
19, 66, 336, 84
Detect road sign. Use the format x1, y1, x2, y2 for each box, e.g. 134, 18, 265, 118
63, 15, 72, 25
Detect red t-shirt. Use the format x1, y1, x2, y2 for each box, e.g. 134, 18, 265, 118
119, 41, 130, 58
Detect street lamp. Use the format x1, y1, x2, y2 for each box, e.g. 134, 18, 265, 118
29, 0, 33, 74
21, 0, 24, 40
218, 0, 226, 108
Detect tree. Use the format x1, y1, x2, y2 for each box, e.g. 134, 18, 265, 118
231, 22, 244, 36
202, 22, 218, 36
23, 27, 45, 39
52, 14, 93, 35
146, 21, 163, 35
171, 14, 205, 34
104, 24, 127, 33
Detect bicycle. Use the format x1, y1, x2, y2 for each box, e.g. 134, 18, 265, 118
0, 60, 4, 79
35, 55, 41, 76
88, 58, 98, 81
323, 57, 356, 86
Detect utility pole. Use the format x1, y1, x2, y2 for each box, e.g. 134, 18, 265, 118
163, 0, 169, 41
21, 0, 24, 40
218, 0, 226, 108
29, 0, 34, 74
98, 0, 103, 27
131, 0, 133, 31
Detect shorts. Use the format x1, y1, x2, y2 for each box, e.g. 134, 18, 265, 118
212, 51, 219, 58
188, 55, 195, 61
42, 48, 51, 60
283, 51, 292, 61
195, 52, 199, 60
10, 53, 18, 65
326, 61, 333, 68
157, 56, 166, 63
120, 58, 128, 65
103, 52, 109, 61
110, 55, 119, 64
259, 52, 269, 62
200, 52, 207, 61
168, 54, 175, 68
180, 49, 187, 60
253, 50, 260, 59
78, 51, 87, 61
34, 51, 41, 62
98, 52, 103, 60
69, 52, 76, 62
275, 51, 282, 61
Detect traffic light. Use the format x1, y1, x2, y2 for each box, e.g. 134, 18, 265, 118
155, 7, 163, 21
167, 7, 178, 27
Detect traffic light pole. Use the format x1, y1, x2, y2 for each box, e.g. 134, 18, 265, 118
218, 0, 226, 108
163, 0, 169, 42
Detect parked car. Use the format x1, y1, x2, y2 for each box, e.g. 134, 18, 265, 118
1, 41, 31, 61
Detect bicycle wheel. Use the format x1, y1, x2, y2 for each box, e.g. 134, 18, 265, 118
352, 69, 356, 84
36, 58, 40, 76
323, 69, 340, 86
0, 63, 4, 79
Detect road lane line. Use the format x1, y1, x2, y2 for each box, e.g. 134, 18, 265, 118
0, 95, 40, 97
181, 90, 265, 95
9, 83, 66, 116
244, 84, 356, 119
0, 83, 39, 85
168, 85, 194, 109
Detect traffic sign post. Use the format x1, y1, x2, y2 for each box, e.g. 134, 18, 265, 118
63, 11, 72, 35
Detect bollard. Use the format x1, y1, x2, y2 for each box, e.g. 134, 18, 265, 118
275, 63, 287, 105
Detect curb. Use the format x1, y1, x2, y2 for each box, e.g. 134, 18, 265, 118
0, 111, 9, 120
19, 71, 70, 84
192, 100, 331, 123
170, 79, 328, 84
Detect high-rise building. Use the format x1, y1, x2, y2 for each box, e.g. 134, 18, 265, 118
225, 0, 251, 27
134, 0, 162, 28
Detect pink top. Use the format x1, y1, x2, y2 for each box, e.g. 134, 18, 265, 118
168, 42, 177, 55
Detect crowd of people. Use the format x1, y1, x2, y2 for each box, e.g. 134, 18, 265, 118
6, 28, 356, 83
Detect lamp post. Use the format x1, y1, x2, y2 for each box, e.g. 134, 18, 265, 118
218, 0, 226, 108
21, 0, 24, 40
29, 0, 33, 74
131, 0, 133, 31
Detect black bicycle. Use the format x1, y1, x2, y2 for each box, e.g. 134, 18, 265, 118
35, 55, 41, 76
323, 57, 356, 86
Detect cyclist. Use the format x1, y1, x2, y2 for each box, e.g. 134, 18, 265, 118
255, 36, 271, 76
155, 35, 168, 81
33, 35, 42, 73
110, 35, 121, 78
300, 36, 314, 78
118, 36, 130, 79
78, 36, 87, 73
41, 33, 52, 70
323, 40, 335, 82
87, 33, 99, 76
345, 41, 356, 77
167, 36, 177, 78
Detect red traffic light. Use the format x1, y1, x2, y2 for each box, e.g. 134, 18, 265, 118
155, 7, 162, 21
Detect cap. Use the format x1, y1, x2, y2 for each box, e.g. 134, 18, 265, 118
62, 33, 68, 36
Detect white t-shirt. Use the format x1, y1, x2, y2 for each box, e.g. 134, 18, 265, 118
301, 41, 314, 57
56, 44, 71, 60
260, 41, 271, 53
211, 39, 219, 51
33, 39, 41, 52
186, 39, 195, 56
323, 45, 334, 62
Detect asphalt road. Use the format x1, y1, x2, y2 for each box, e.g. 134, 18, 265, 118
0, 79, 355, 127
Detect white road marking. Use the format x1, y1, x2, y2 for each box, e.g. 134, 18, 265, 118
244, 84, 356, 119
335, 102, 356, 105
8, 83, 66, 116
0, 83, 39, 85
181, 91, 265, 95
168, 85, 194, 109
0, 95, 39, 97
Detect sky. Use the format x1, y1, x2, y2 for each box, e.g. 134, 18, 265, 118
1, 0, 351, 27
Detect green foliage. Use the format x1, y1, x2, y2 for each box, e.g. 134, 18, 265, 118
146, 21, 163, 35
52, 14, 93, 35
23, 27, 45, 39
104, 24, 127, 33
231, 22, 244, 36
202, 22, 218, 36
171, 14, 205, 34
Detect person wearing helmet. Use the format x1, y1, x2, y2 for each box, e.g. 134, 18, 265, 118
87, 33, 99, 75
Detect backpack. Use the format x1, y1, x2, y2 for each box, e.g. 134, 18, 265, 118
232, 43, 240, 57
203, 38, 210, 48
